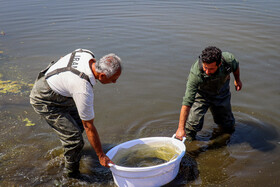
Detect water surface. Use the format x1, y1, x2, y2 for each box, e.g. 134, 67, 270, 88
1, 0, 280, 186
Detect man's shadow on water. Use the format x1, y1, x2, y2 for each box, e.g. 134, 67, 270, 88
164, 120, 279, 186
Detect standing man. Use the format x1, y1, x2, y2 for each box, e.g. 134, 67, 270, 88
30, 48, 122, 178
176, 46, 242, 141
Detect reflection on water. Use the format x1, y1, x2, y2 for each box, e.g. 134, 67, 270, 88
112, 142, 180, 167
1, 0, 280, 186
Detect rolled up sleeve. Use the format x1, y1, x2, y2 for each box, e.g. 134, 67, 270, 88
223, 52, 239, 73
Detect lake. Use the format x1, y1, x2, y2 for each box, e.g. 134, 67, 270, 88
0, 0, 280, 186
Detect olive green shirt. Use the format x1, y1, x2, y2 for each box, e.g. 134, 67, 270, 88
182, 52, 239, 106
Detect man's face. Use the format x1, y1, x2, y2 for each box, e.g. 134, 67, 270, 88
202, 62, 219, 76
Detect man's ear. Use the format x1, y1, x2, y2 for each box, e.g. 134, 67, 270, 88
99, 73, 107, 80
90, 58, 96, 63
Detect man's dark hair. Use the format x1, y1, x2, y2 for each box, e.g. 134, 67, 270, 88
201, 46, 222, 65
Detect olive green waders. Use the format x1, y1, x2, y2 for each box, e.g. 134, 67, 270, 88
186, 81, 235, 140
30, 61, 85, 175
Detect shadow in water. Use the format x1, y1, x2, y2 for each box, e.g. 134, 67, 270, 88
165, 119, 280, 186
229, 120, 279, 152
163, 154, 199, 187
188, 119, 279, 157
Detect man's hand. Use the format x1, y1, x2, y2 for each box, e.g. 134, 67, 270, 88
234, 79, 242, 91
98, 153, 114, 168
175, 127, 186, 141
82, 119, 114, 168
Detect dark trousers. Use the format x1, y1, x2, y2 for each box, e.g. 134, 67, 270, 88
186, 89, 235, 139
30, 62, 84, 173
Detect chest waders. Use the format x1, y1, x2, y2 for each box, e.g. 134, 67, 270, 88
30, 49, 95, 176
185, 57, 235, 141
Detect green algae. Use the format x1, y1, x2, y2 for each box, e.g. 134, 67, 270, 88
0, 78, 33, 94
112, 142, 180, 167
23, 118, 35, 126
0, 57, 34, 95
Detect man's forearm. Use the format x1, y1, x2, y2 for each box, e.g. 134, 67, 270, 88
176, 105, 191, 140
178, 105, 191, 129
233, 67, 242, 91
82, 120, 104, 157
233, 67, 240, 82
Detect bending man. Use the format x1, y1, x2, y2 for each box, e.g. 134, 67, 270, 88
30, 48, 122, 178
176, 46, 242, 141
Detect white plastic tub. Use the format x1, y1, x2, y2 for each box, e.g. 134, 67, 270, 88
106, 135, 186, 187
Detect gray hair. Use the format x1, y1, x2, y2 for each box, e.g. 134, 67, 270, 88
95, 53, 122, 77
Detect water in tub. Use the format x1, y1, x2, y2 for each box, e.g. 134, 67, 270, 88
112, 142, 180, 167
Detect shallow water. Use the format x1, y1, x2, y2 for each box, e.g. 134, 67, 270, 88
1, 0, 280, 186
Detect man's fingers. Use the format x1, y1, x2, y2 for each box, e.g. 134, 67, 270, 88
175, 135, 183, 141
